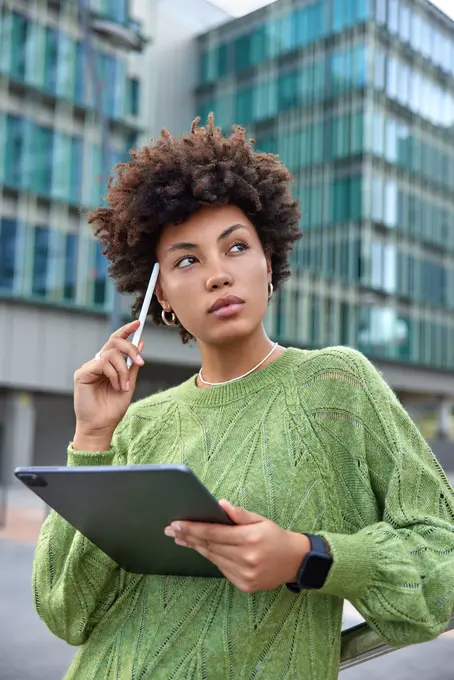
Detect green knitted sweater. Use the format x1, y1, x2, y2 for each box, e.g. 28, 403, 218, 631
33, 346, 454, 679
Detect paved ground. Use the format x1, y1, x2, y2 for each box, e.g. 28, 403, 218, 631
1, 471, 453, 679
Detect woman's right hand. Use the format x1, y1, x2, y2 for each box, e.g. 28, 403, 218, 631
73, 320, 145, 449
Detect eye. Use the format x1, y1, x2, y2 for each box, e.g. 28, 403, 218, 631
175, 255, 197, 269
229, 240, 249, 253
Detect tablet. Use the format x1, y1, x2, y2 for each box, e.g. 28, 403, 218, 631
14, 464, 233, 578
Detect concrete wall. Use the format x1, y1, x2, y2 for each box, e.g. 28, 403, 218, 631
0, 299, 201, 395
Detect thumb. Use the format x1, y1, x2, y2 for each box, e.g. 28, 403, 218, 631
219, 499, 264, 525
127, 340, 144, 392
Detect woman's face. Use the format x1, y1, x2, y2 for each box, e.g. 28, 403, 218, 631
156, 205, 271, 345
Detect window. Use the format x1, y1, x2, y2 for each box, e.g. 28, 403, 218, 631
351, 111, 363, 154
372, 176, 383, 222
4, 115, 24, 188
93, 243, 108, 306
354, 43, 366, 86
32, 226, 50, 297
388, 0, 399, 34
372, 112, 384, 156
218, 43, 229, 77
235, 86, 254, 123
410, 12, 421, 52
399, 3, 411, 43
57, 32, 76, 101
71, 137, 83, 205
10, 12, 28, 81
0, 219, 17, 291
127, 77, 140, 116
76, 42, 86, 104
278, 70, 298, 111
374, 49, 386, 90
386, 56, 398, 99
371, 241, 382, 288
420, 20, 432, 59
64, 233, 78, 301
44, 27, 58, 93
383, 244, 397, 292
385, 119, 397, 163
234, 34, 251, 71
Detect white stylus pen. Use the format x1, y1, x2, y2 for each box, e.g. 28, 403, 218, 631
126, 262, 160, 369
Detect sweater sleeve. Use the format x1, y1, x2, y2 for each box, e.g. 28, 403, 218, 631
317, 349, 454, 647
32, 417, 135, 646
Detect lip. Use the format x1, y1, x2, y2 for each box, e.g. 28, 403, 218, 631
208, 295, 245, 314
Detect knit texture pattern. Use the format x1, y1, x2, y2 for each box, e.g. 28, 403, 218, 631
33, 347, 454, 679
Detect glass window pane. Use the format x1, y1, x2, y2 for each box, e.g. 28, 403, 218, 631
32, 226, 50, 297
44, 27, 58, 93
64, 233, 78, 301
0, 218, 18, 291
388, 0, 399, 34
386, 57, 398, 99
93, 243, 108, 306
10, 12, 28, 81
400, 3, 411, 42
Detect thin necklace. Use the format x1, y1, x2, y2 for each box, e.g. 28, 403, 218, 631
198, 342, 279, 387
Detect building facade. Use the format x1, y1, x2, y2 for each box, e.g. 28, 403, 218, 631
0, 0, 230, 483
196, 0, 454, 403
1, 0, 453, 484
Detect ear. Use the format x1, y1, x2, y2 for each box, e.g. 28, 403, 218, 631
155, 280, 167, 309
266, 253, 272, 280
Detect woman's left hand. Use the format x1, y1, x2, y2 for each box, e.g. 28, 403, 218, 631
164, 500, 310, 592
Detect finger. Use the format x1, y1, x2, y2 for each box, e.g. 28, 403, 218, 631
103, 350, 130, 392
218, 501, 264, 526
104, 337, 144, 367
166, 521, 246, 546
102, 360, 121, 392
111, 319, 141, 341
178, 536, 245, 562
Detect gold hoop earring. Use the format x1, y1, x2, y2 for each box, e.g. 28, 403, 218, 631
161, 309, 176, 326
268, 282, 273, 300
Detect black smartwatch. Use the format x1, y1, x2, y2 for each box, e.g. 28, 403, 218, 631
286, 534, 333, 592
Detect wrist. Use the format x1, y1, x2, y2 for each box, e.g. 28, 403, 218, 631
73, 427, 114, 452
284, 531, 311, 584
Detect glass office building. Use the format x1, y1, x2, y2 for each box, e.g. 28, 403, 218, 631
196, 0, 454, 370
0, 0, 143, 312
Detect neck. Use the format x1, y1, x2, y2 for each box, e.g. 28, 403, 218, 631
197, 326, 281, 387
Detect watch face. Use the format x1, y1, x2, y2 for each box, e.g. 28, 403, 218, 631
300, 554, 332, 589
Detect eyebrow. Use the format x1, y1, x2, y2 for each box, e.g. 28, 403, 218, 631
165, 223, 249, 254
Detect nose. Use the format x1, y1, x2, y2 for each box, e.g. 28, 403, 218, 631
206, 269, 233, 291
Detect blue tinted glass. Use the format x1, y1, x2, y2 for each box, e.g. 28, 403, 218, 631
94, 243, 108, 306
32, 226, 49, 297
234, 34, 251, 71
355, 43, 366, 86
76, 42, 86, 104
356, 0, 370, 21
44, 27, 58, 92
278, 70, 298, 110
64, 233, 78, 301
295, 7, 308, 46
218, 43, 229, 77
333, 0, 344, 31
4, 115, 24, 187
128, 77, 140, 115
235, 87, 254, 123
251, 26, 266, 64
0, 219, 17, 291
10, 12, 28, 80
71, 137, 83, 204
109, 0, 127, 24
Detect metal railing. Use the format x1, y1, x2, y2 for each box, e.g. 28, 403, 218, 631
340, 613, 454, 670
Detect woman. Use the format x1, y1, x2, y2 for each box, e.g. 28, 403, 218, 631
33, 116, 454, 679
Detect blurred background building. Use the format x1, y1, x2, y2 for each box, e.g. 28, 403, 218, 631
1, 0, 454, 482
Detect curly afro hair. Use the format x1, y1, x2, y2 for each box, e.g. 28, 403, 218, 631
88, 114, 302, 343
